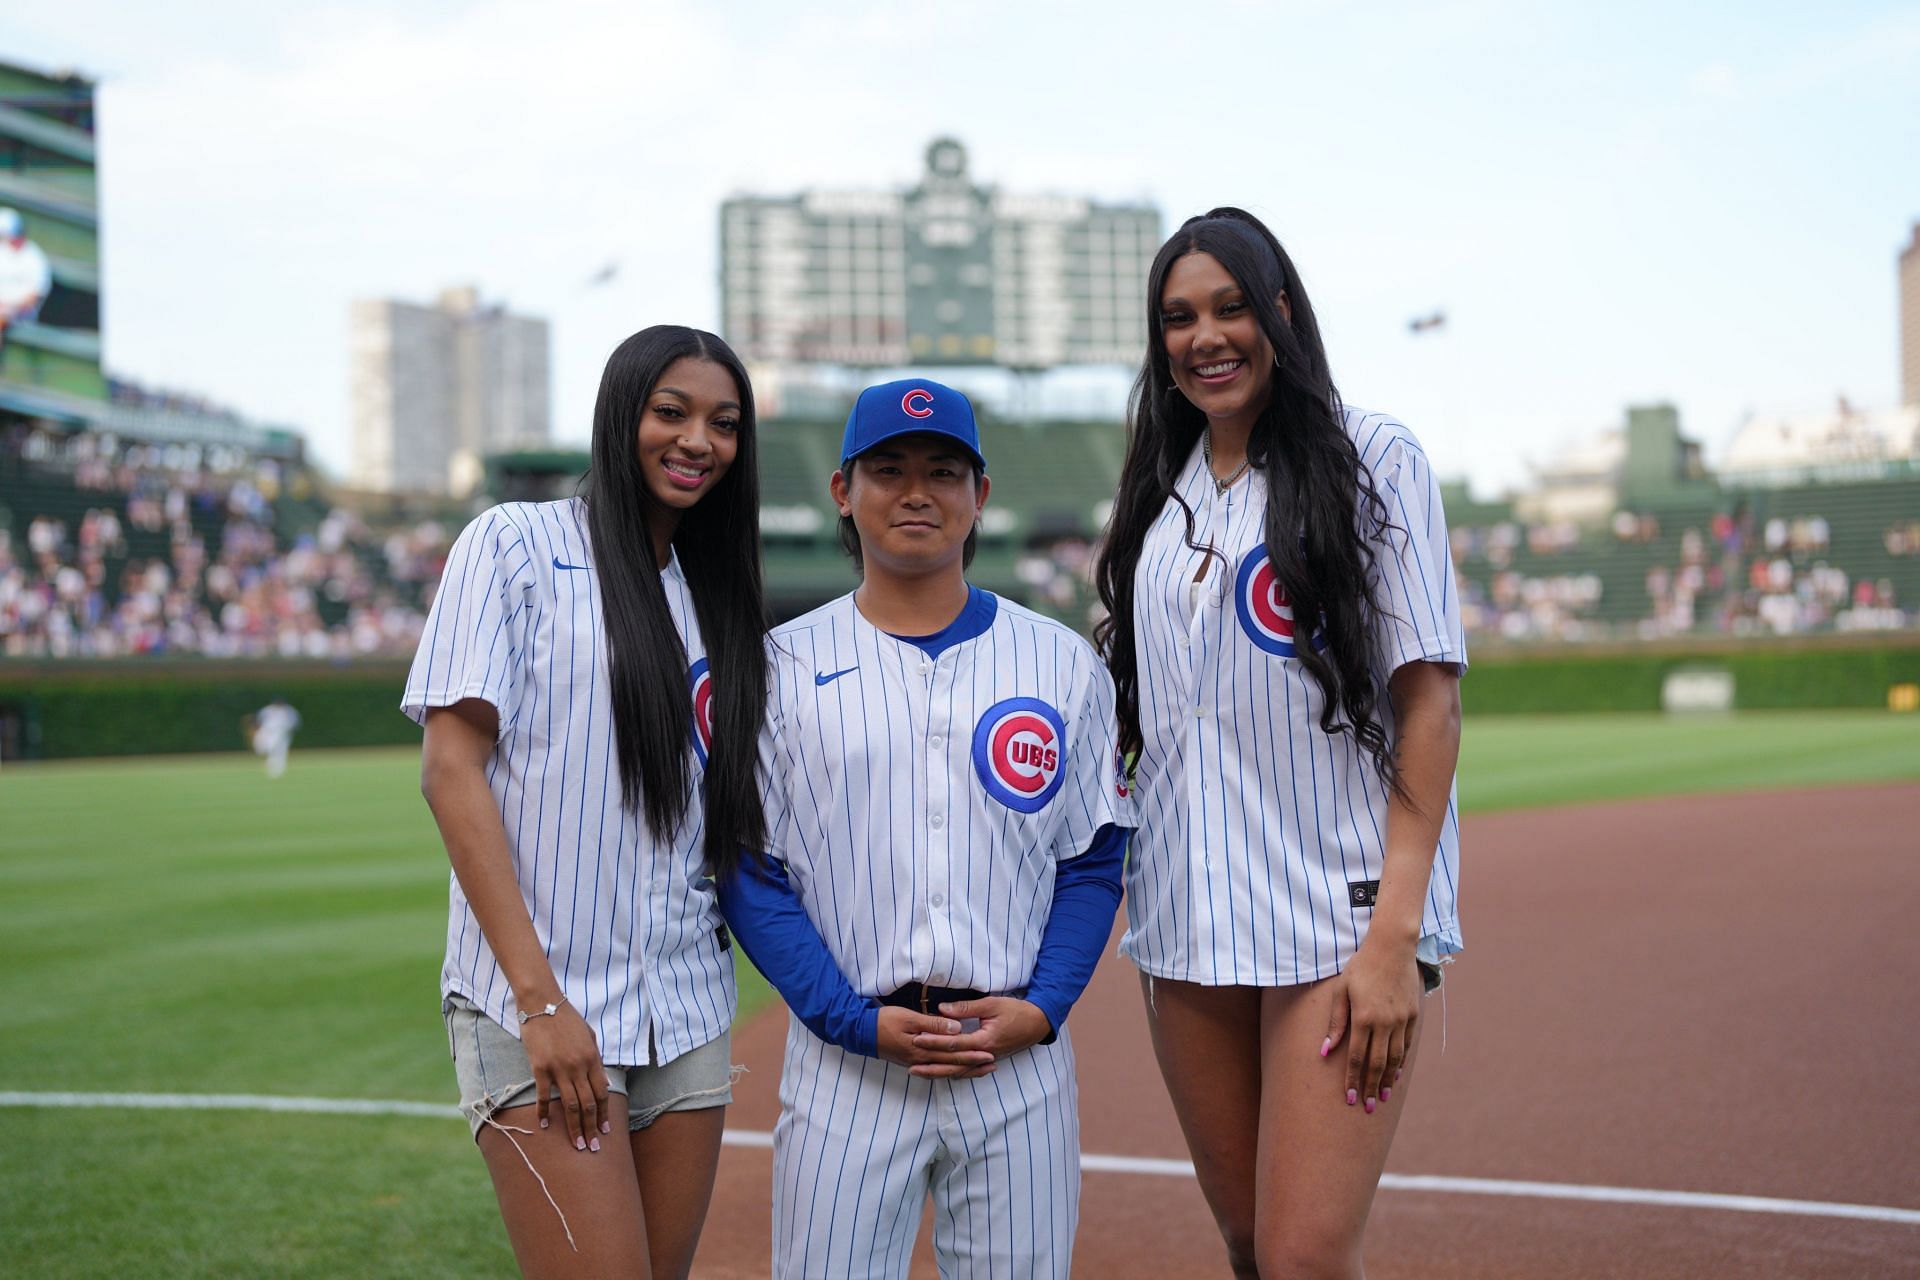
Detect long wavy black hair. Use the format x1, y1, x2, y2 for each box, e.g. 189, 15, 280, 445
1094, 208, 1399, 788
581, 326, 766, 878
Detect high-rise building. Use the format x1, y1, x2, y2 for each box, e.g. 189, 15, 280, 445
350, 286, 550, 494
1900, 222, 1919, 408
720, 139, 1160, 370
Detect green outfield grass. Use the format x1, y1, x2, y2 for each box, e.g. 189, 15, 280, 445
2, 710, 1915, 1276
1458, 709, 1920, 811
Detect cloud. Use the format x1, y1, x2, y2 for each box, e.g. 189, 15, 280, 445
1688, 62, 1740, 100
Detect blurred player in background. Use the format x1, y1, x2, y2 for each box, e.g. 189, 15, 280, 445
719, 380, 1130, 1278
0, 207, 53, 360
404, 326, 767, 1279
247, 697, 300, 778
1096, 209, 1467, 1279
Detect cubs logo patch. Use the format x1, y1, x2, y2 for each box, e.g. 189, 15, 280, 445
1234, 545, 1324, 658
1114, 749, 1131, 800
972, 696, 1067, 813
901, 387, 935, 418
688, 658, 714, 766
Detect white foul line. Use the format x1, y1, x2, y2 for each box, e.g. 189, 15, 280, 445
3, 1091, 1916, 1227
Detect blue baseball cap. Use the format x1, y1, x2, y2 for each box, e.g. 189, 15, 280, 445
840, 378, 987, 472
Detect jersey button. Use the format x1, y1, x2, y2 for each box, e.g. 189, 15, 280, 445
930, 893, 945, 909
1194, 705, 1206, 718
929, 735, 943, 750
930, 813, 945, 829
918, 661, 932, 677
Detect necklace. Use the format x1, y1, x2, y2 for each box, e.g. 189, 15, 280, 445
1202, 429, 1252, 495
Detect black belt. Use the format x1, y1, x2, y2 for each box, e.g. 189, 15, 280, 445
879, 982, 989, 1015
878, 982, 1058, 1045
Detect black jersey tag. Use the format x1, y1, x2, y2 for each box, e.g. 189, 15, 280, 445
1348, 880, 1380, 909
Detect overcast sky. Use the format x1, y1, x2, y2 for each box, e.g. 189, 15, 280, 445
4, 0, 1917, 496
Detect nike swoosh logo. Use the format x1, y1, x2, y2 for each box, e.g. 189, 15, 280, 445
815, 666, 858, 686
552, 556, 590, 571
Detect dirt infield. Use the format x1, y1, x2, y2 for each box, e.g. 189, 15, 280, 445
695, 783, 1920, 1277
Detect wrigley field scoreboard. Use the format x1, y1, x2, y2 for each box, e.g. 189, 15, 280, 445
720, 139, 1159, 370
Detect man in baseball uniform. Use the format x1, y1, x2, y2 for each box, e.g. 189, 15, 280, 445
249, 697, 301, 778
0, 207, 53, 362
719, 378, 1132, 1278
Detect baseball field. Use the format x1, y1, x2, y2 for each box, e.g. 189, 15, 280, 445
2, 709, 1915, 1277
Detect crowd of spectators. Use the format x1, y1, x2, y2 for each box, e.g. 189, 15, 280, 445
2, 424, 453, 659
1448, 504, 1911, 641
6, 419, 1917, 656
1884, 521, 1920, 557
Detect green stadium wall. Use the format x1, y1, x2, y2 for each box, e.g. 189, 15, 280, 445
0, 662, 417, 760
2, 637, 1917, 759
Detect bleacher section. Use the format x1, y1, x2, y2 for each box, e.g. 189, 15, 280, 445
1744, 477, 1920, 601
1, 423, 450, 658
1449, 476, 1920, 640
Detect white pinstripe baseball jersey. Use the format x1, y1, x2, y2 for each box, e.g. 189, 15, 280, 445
401, 498, 734, 1067
1121, 407, 1467, 986
752, 587, 1125, 1279
757, 591, 1127, 1000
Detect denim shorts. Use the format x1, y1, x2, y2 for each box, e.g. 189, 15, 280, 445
443, 993, 735, 1140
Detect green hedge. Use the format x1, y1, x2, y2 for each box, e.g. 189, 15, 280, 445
0, 663, 418, 759
1459, 640, 1920, 714
2, 639, 1918, 758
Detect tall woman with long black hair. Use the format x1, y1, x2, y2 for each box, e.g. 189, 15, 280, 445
1096, 210, 1467, 1279
404, 325, 766, 1278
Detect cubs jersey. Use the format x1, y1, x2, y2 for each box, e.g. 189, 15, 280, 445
401, 498, 734, 1067
1121, 408, 1466, 986
757, 591, 1128, 1001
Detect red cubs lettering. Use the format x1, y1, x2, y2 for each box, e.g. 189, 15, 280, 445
1009, 741, 1058, 771
901, 388, 934, 418
990, 712, 1057, 795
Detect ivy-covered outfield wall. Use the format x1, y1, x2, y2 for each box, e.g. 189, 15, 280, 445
1457, 635, 1920, 715
0, 662, 417, 760
1, 637, 1917, 759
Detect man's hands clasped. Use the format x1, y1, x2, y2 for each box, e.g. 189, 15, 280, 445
875, 997, 1053, 1079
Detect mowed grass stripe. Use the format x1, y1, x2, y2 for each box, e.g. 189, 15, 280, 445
1458, 710, 1919, 811
0, 1109, 512, 1278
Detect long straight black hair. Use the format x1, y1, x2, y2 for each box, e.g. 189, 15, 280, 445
581, 325, 766, 878
1095, 208, 1399, 788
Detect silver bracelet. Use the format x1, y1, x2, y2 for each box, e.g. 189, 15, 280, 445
516, 994, 568, 1025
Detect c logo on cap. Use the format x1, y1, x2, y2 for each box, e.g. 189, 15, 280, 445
901, 388, 935, 418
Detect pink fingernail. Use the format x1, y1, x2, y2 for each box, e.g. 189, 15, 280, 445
1364, 1097, 1376, 1115
601, 1120, 611, 1134
574, 1137, 585, 1150
589, 1138, 601, 1152
1394, 1068, 1403, 1084
1381, 1086, 1392, 1102
1346, 1089, 1358, 1106
540, 1118, 549, 1129
1319, 1037, 1332, 1058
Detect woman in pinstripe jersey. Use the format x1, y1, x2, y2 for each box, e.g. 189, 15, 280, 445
1096, 210, 1467, 1279
406, 326, 769, 1278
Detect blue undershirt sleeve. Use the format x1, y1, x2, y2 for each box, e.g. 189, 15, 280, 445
717, 852, 881, 1058
1023, 822, 1129, 1041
